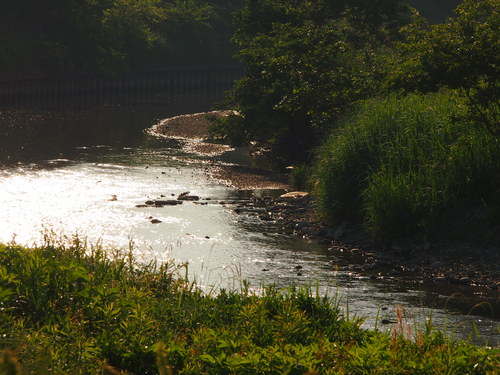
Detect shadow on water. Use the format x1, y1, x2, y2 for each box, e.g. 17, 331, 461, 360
0, 94, 220, 166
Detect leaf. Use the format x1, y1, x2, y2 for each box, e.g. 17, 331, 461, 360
198, 354, 216, 364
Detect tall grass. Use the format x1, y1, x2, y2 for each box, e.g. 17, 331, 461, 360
314, 90, 500, 240
0, 241, 498, 374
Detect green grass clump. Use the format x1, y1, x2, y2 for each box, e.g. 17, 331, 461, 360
0, 241, 498, 374
314, 91, 500, 240
289, 164, 312, 191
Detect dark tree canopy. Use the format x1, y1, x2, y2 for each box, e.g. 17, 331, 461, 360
210, 0, 413, 161
0, 0, 244, 76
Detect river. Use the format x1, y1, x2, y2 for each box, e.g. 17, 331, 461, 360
0, 98, 498, 346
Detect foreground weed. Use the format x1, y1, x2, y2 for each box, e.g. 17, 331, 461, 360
0, 241, 498, 374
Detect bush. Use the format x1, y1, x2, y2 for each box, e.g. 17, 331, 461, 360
210, 0, 412, 162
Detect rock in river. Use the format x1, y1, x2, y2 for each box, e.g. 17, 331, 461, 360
177, 191, 200, 201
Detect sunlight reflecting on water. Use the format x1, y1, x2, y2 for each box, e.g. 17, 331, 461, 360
0, 106, 498, 345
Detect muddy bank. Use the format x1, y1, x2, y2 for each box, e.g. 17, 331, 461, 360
210, 164, 288, 190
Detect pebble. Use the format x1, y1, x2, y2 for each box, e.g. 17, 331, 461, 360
259, 215, 274, 221
294, 221, 309, 231
381, 319, 397, 325
458, 277, 472, 285
431, 262, 445, 268
434, 277, 448, 283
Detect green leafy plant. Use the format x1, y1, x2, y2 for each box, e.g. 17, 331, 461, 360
390, 0, 499, 134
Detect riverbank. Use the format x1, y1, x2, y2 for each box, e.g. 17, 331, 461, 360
150, 110, 289, 189
150, 111, 500, 292
1, 243, 498, 374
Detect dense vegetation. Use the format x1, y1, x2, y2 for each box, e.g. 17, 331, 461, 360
209, 0, 499, 241
0, 0, 243, 76
0, 242, 498, 374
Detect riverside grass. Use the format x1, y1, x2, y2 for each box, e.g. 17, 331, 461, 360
314, 91, 500, 241
0, 241, 498, 374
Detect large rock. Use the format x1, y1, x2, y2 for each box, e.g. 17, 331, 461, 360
177, 192, 200, 201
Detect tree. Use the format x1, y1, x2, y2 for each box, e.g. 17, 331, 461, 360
100, 0, 166, 72
0, 0, 243, 75
391, 0, 499, 134
211, 0, 411, 161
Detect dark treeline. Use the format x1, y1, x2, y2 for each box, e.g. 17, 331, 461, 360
0, 0, 244, 78
0, 0, 459, 80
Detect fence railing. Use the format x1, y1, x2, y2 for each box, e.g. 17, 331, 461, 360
0, 66, 243, 108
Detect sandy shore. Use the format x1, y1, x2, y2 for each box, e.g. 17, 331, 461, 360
150, 111, 289, 190
150, 110, 232, 140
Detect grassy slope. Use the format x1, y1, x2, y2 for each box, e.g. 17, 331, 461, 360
0, 242, 498, 374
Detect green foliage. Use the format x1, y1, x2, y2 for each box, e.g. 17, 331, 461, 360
390, 0, 499, 134
314, 91, 500, 240
289, 164, 312, 191
0, 0, 242, 75
0, 241, 498, 374
100, 0, 166, 72
211, 0, 412, 161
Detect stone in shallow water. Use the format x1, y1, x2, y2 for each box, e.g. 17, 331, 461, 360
177, 195, 200, 201
434, 277, 448, 283
280, 191, 309, 198
152, 199, 182, 206
177, 192, 200, 201
458, 277, 472, 285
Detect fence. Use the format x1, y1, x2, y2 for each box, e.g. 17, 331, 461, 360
0, 66, 243, 108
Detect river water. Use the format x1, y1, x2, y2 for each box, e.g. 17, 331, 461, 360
0, 99, 498, 345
